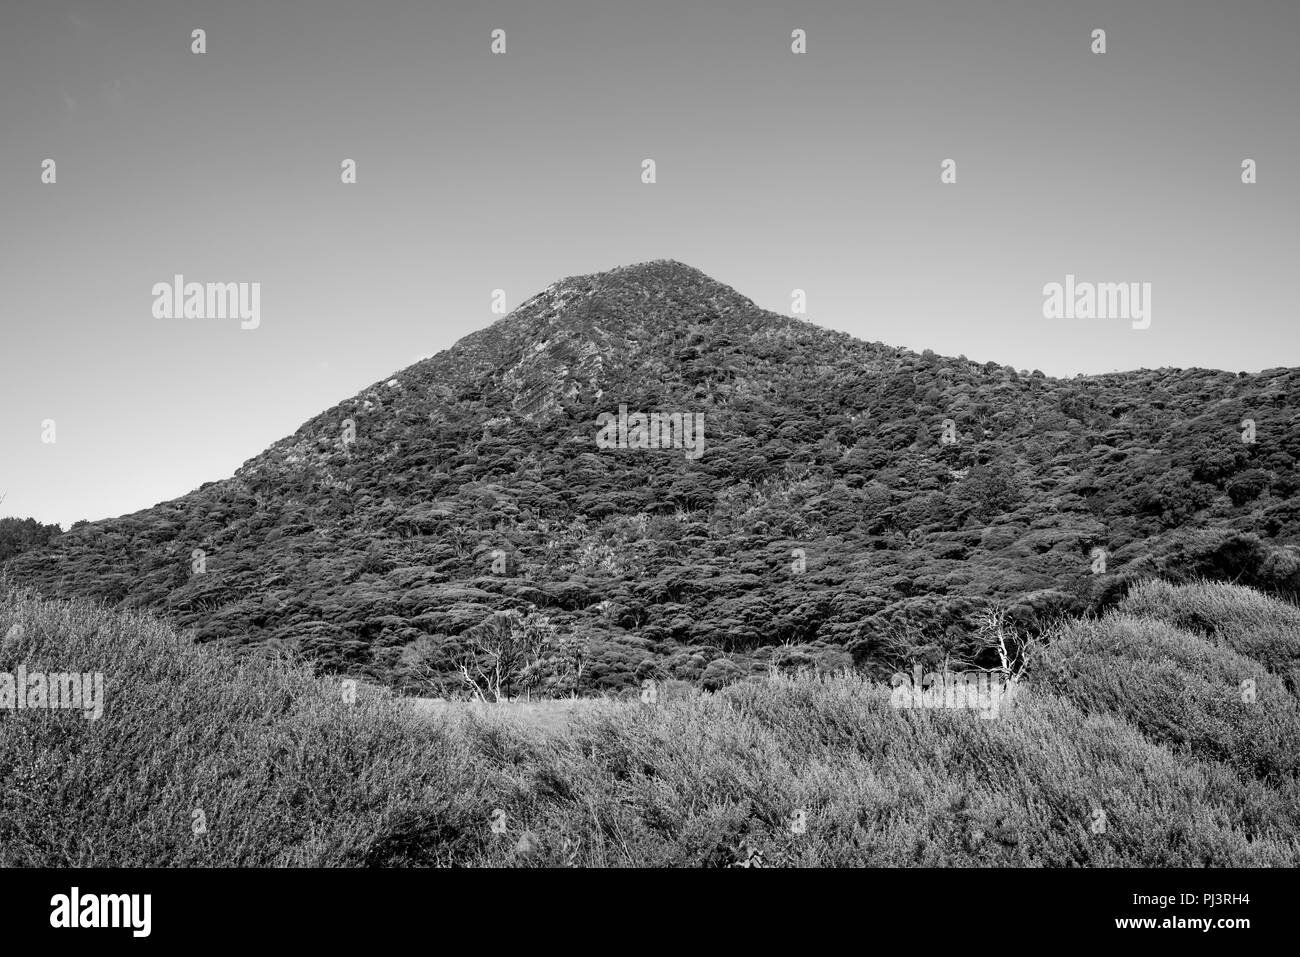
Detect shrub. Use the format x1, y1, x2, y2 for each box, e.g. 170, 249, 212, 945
3, 580, 1298, 867
700, 657, 747, 691
1119, 579, 1300, 677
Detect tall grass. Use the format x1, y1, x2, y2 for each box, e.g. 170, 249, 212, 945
1, 579, 1297, 866
1033, 612, 1300, 787
1120, 578, 1300, 679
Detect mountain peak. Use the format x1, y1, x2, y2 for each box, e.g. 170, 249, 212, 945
453, 260, 768, 418
520, 260, 756, 324
560, 258, 719, 286
596, 258, 718, 284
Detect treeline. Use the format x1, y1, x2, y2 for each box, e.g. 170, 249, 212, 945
0, 516, 63, 564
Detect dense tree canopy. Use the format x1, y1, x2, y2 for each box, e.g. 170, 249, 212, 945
6, 261, 1299, 694
0, 516, 63, 564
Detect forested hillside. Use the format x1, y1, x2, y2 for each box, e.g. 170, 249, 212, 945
6, 261, 1300, 693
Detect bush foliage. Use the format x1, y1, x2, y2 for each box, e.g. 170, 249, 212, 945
2, 578, 1297, 867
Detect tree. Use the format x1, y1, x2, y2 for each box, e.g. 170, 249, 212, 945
456, 608, 556, 701
0, 514, 63, 564
544, 626, 590, 698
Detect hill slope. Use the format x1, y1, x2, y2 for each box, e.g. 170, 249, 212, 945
6, 260, 1300, 691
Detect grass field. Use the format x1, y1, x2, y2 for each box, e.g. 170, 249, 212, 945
2, 576, 1298, 867
408, 696, 611, 733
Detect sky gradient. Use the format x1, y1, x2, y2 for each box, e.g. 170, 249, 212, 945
2, 0, 1297, 526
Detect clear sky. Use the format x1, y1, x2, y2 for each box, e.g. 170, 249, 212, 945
2, 0, 1297, 527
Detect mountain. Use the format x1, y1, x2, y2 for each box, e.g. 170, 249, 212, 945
6, 260, 1300, 693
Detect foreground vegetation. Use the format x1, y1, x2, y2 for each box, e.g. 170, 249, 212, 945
1, 577, 1298, 867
